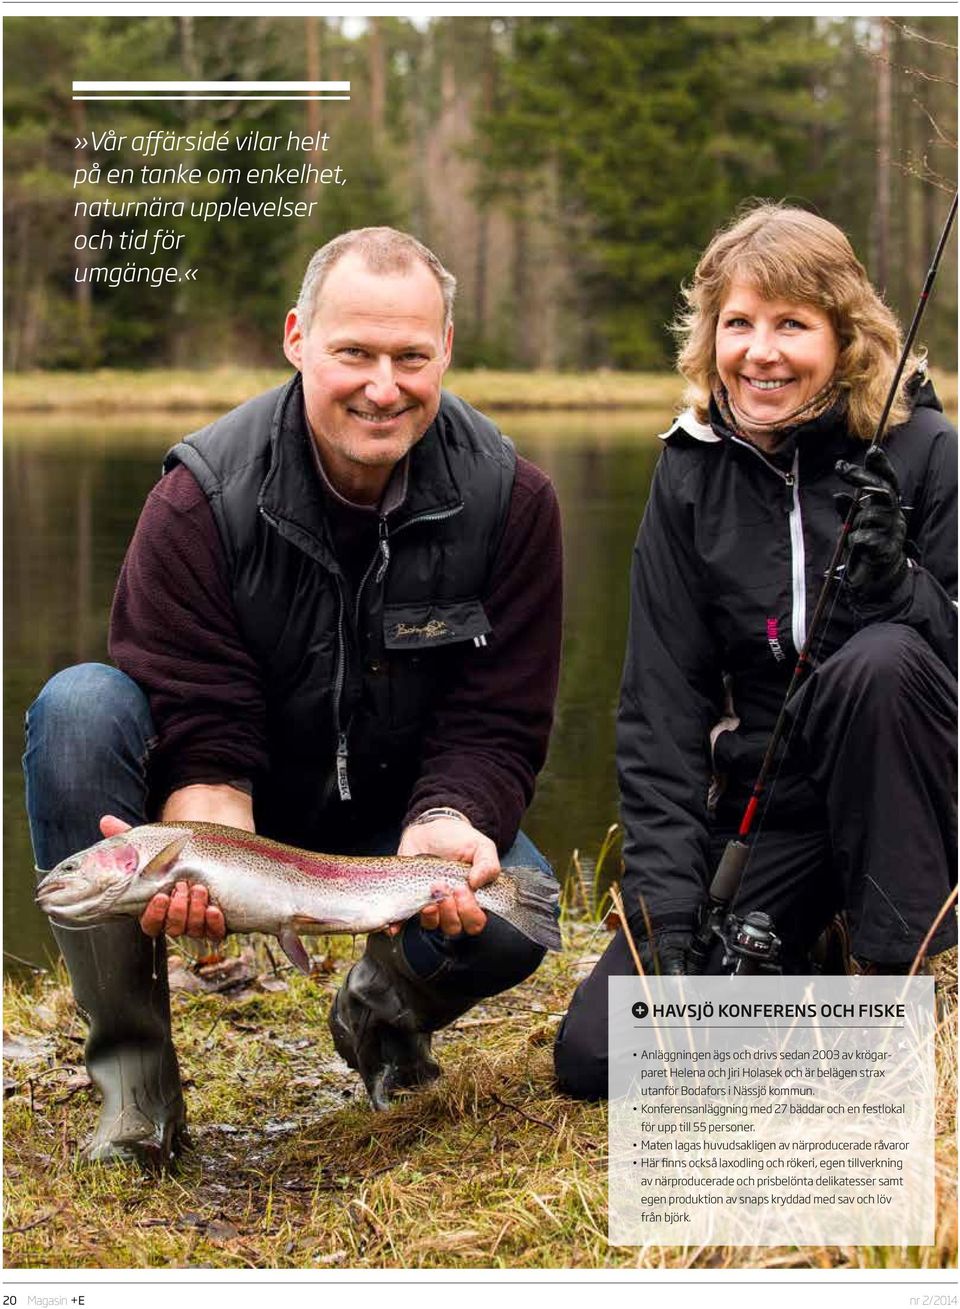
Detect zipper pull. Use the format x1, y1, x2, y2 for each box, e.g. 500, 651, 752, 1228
336, 732, 352, 801
375, 517, 391, 583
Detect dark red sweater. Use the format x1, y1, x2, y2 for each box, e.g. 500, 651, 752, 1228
109, 446, 563, 850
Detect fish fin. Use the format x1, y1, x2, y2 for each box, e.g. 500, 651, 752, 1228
140, 835, 191, 887
279, 929, 312, 976
290, 914, 350, 933
481, 864, 562, 952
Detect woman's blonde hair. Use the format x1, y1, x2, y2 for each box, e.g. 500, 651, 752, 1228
674, 202, 920, 440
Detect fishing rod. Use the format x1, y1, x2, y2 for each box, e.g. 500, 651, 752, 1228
687, 189, 959, 977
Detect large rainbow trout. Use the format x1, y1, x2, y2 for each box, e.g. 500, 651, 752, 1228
36, 822, 561, 972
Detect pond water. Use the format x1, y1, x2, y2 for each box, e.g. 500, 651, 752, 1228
3, 408, 669, 971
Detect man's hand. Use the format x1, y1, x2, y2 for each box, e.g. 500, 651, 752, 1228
396, 813, 500, 937
99, 813, 226, 942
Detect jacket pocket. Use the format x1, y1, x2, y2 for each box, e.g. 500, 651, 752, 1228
382, 599, 491, 651
380, 599, 491, 733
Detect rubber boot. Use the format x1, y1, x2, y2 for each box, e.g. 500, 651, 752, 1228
55, 918, 186, 1168
808, 913, 853, 976
329, 931, 470, 1111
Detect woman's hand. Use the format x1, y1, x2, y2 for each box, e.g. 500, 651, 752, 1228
835, 448, 908, 600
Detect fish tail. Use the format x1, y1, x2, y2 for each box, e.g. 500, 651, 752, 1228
490, 864, 562, 952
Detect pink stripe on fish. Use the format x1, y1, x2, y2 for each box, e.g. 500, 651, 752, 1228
195, 826, 351, 879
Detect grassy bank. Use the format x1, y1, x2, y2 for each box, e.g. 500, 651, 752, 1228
3, 368, 684, 415
4, 928, 956, 1271
5, 367, 956, 421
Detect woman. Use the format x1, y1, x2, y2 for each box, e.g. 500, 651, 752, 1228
555, 203, 957, 1100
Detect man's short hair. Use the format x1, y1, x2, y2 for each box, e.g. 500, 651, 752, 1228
296, 227, 457, 333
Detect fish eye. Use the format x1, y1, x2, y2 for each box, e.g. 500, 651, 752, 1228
60, 859, 79, 873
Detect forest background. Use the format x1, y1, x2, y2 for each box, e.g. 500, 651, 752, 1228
4, 12, 958, 376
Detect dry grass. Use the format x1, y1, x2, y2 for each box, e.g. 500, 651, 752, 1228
2, 407, 673, 454
4, 368, 955, 420
3, 929, 956, 1270
2, 367, 685, 416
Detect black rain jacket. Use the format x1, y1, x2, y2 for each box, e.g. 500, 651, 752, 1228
617, 379, 957, 938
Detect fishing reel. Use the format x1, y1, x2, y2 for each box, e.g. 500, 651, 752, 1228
687, 837, 783, 976
718, 909, 782, 975
687, 902, 782, 976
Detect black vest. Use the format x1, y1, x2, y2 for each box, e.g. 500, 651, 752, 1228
164, 376, 516, 845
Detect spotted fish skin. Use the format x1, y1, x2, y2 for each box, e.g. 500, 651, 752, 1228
36, 822, 562, 965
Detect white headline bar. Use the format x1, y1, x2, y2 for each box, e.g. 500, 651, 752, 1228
73, 81, 350, 91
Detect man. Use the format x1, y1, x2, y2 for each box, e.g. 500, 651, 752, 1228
24, 227, 563, 1166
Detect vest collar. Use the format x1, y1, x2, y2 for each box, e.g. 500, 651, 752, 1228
258, 376, 464, 566
401, 394, 465, 523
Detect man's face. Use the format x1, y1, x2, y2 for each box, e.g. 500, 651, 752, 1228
283, 251, 453, 504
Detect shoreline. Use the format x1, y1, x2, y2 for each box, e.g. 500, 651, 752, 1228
6, 368, 956, 420
3, 368, 703, 415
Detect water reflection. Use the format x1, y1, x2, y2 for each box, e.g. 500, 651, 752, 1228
3, 410, 666, 970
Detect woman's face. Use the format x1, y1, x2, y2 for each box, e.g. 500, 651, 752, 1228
715, 283, 840, 427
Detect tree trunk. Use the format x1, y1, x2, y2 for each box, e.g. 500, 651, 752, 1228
512, 202, 532, 366
472, 24, 496, 341
368, 18, 386, 143
170, 15, 203, 366
305, 16, 324, 202
897, 23, 918, 324
871, 18, 892, 292
409, 22, 432, 235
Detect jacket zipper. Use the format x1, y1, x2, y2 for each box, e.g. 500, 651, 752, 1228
391, 504, 463, 536
728, 437, 805, 654
335, 502, 462, 803
259, 503, 354, 801
327, 521, 390, 802
332, 576, 351, 800
784, 454, 806, 651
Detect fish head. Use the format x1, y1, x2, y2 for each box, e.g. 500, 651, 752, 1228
36, 833, 183, 924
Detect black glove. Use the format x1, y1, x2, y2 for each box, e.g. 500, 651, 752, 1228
637, 931, 690, 976
834, 447, 908, 600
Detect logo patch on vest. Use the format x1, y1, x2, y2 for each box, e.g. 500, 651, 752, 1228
392, 619, 450, 642
766, 617, 785, 663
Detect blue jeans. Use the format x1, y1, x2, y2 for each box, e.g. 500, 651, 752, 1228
24, 663, 555, 997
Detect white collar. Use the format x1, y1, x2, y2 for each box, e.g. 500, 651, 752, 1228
658, 408, 720, 444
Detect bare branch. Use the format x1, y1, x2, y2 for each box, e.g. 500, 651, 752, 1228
859, 34, 959, 89
865, 47, 958, 89
912, 96, 958, 151
490, 1093, 556, 1131
899, 62, 958, 89
6, 1206, 64, 1235
884, 18, 958, 55
895, 153, 957, 198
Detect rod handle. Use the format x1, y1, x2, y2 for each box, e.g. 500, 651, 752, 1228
709, 838, 750, 904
